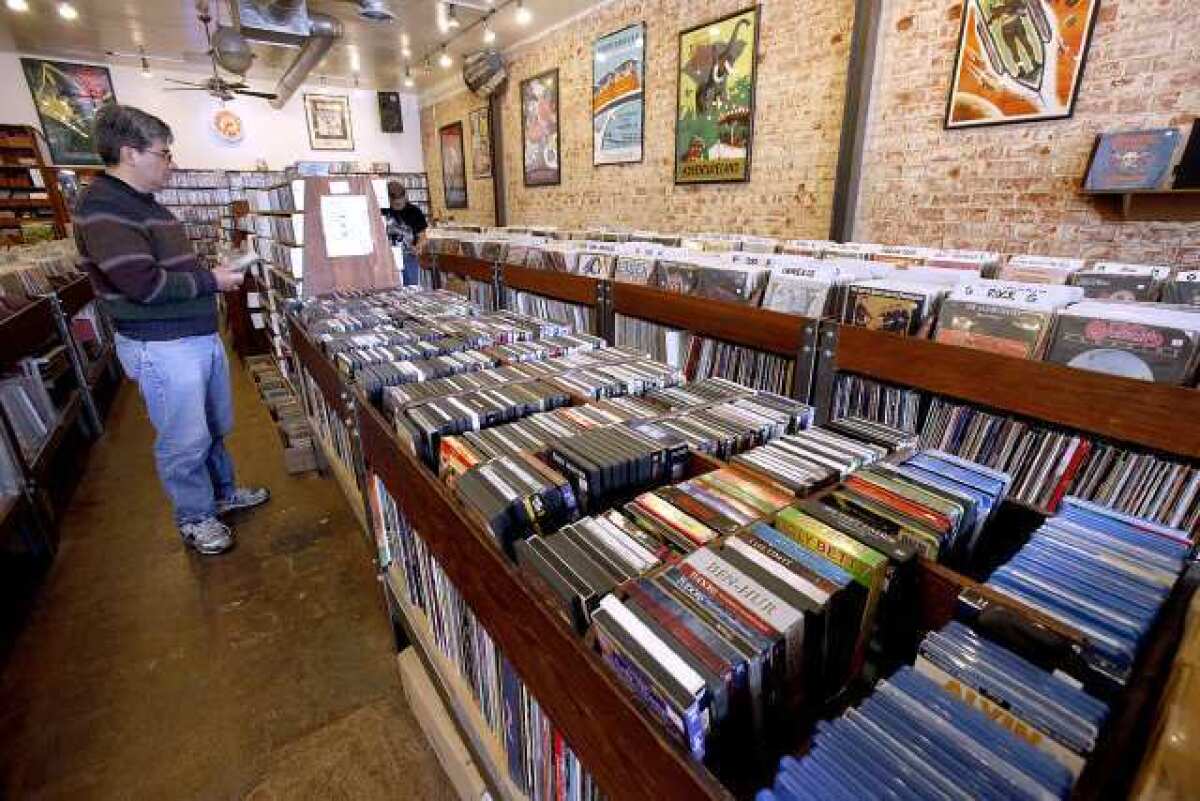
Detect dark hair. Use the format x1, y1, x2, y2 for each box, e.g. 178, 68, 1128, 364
387, 180, 407, 195
93, 104, 173, 166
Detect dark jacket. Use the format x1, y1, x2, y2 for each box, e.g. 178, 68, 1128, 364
74, 174, 218, 341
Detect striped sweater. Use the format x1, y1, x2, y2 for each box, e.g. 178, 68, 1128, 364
74, 174, 218, 341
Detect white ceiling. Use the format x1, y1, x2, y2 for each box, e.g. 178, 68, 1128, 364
0, 0, 604, 91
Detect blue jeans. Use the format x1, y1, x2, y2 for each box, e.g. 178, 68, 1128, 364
115, 333, 236, 524
402, 250, 419, 286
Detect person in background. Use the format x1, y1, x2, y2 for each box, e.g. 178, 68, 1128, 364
73, 104, 269, 556
382, 180, 428, 286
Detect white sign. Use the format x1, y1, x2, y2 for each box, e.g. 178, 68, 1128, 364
320, 194, 374, 258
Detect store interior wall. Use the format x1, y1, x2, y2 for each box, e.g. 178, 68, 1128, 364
420, 89, 496, 228
0, 51, 424, 172
420, 0, 1199, 265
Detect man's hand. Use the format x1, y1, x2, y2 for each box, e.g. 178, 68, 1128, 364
213, 266, 245, 292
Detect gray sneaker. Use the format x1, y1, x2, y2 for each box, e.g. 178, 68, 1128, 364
215, 486, 271, 516
179, 516, 235, 555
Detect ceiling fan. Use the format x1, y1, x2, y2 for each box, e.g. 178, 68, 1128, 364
164, 2, 276, 102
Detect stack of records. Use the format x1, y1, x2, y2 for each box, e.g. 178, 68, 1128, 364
841, 277, 954, 336
761, 257, 882, 318
873, 245, 939, 268
777, 239, 834, 257
823, 450, 1010, 565
999, 255, 1086, 285
1162, 270, 1200, 306
983, 497, 1190, 679
831, 375, 923, 433
0, 374, 57, 460
730, 425, 891, 494
502, 288, 595, 335
1044, 301, 1200, 384
395, 381, 572, 469
655, 258, 769, 305
933, 280, 1083, 359
921, 397, 1092, 512
1069, 443, 1200, 533
926, 249, 1003, 276
516, 511, 664, 631
916, 621, 1109, 779
614, 313, 692, 368
1070, 262, 1170, 301
758, 666, 1077, 801
823, 242, 883, 260
685, 337, 795, 395
453, 453, 577, 555
0, 423, 21, 495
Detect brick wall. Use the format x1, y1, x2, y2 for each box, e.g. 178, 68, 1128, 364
420, 90, 496, 228
856, 0, 1200, 265
422, 0, 855, 238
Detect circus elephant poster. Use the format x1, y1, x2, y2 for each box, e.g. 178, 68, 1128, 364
674, 7, 759, 184
945, 0, 1100, 129
520, 69, 561, 187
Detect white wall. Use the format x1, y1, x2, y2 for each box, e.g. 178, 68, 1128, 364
0, 52, 424, 171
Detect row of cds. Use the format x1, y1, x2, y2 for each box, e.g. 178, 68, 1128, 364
834, 375, 1200, 533
503, 289, 597, 336
373, 480, 603, 801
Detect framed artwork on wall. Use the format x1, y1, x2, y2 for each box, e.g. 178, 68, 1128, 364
674, 7, 759, 184
945, 0, 1101, 129
378, 91, 403, 133
593, 22, 645, 166
440, 121, 469, 209
520, 69, 561, 187
304, 93, 355, 150
469, 107, 492, 179
20, 58, 117, 165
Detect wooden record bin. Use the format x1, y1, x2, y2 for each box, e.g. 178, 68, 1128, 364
284, 277, 1200, 801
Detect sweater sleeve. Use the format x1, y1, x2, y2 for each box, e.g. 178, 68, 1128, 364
75, 212, 217, 305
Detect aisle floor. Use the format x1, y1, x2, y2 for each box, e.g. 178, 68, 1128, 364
0, 352, 456, 800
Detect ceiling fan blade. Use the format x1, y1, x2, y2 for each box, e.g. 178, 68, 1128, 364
233, 89, 278, 99
163, 87, 211, 91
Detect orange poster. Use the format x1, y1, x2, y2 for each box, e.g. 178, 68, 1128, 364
945, 0, 1100, 128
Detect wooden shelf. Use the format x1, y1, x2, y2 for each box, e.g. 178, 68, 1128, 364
57, 276, 94, 319
85, 345, 115, 389
355, 393, 731, 801
1082, 188, 1200, 222
385, 566, 529, 801
30, 391, 82, 482
831, 324, 1200, 460
0, 198, 52, 208
0, 298, 56, 368
502, 264, 601, 307
613, 282, 812, 358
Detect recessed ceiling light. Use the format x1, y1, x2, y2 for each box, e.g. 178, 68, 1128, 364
6, 0, 29, 12
57, 2, 78, 20
348, 47, 361, 73
482, 19, 496, 44
438, 48, 452, 69
403, 66, 414, 88
447, 5, 460, 29
515, 0, 531, 26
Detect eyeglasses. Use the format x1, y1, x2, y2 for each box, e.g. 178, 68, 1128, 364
145, 148, 173, 162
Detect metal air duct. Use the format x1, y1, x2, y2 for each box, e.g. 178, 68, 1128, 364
269, 12, 344, 109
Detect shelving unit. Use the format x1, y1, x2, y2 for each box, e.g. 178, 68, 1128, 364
0, 125, 67, 245
279, 256, 1200, 801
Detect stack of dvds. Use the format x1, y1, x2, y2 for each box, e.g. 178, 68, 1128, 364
466, 278, 498, 311
999, 255, 1086, 285
730, 421, 903, 495
382, 363, 560, 414
548, 359, 684, 400
516, 511, 664, 631
375, 482, 602, 801
503, 288, 596, 335
933, 280, 1083, 359
819, 449, 1010, 565
453, 452, 578, 555
631, 394, 814, 460
394, 381, 572, 470
831, 374, 923, 433
1070, 262, 1170, 301
684, 337, 796, 395
757, 665, 1077, 801
983, 497, 1190, 678
916, 621, 1109, 779
355, 351, 502, 401
1044, 301, 1200, 385
614, 313, 692, 368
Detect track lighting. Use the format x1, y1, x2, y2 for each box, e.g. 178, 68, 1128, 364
515, 0, 531, 25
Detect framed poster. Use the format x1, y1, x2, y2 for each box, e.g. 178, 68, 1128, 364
520, 69, 561, 187
469, 107, 492, 179
20, 58, 116, 165
593, 23, 645, 166
945, 0, 1100, 129
304, 93, 355, 150
674, 7, 759, 184
440, 121, 468, 209
377, 91, 403, 133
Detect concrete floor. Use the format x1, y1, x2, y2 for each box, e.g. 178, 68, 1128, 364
0, 353, 456, 800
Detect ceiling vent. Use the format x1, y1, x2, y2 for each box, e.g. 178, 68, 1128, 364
233, 0, 311, 45
354, 1, 396, 22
